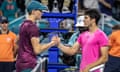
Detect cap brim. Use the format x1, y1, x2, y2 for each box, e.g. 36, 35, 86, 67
38, 4, 47, 10
75, 22, 85, 27
1, 20, 8, 23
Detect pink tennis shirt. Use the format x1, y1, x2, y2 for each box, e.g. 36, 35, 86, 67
77, 29, 108, 72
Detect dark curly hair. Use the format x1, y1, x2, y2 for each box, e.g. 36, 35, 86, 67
85, 9, 101, 25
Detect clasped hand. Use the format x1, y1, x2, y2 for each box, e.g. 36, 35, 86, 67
51, 36, 61, 46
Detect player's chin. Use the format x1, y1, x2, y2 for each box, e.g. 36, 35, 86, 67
37, 17, 41, 20
84, 24, 89, 27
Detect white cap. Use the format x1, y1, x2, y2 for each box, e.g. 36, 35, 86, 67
75, 16, 85, 27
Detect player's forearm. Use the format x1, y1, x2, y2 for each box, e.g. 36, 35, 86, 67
15, 12, 18, 18
41, 42, 55, 51
100, 0, 111, 9
35, 42, 55, 54
87, 55, 108, 70
58, 43, 76, 55
13, 44, 18, 57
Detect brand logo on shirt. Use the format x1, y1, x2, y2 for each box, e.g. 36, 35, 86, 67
6, 5, 14, 10
6, 37, 11, 42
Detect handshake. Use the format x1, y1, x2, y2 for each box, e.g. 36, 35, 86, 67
48, 32, 61, 47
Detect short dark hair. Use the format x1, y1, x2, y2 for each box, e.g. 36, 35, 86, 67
112, 24, 120, 30
27, 10, 32, 15
85, 9, 101, 25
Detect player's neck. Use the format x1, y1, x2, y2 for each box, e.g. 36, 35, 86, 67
27, 15, 36, 23
89, 24, 98, 33
1, 29, 8, 34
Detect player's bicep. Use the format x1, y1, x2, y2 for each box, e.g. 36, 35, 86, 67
72, 42, 81, 53
31, 37, 40, 53
100, 46, 109, 61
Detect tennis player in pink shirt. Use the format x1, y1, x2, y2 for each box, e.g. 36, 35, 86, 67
57, 9, 109, 72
